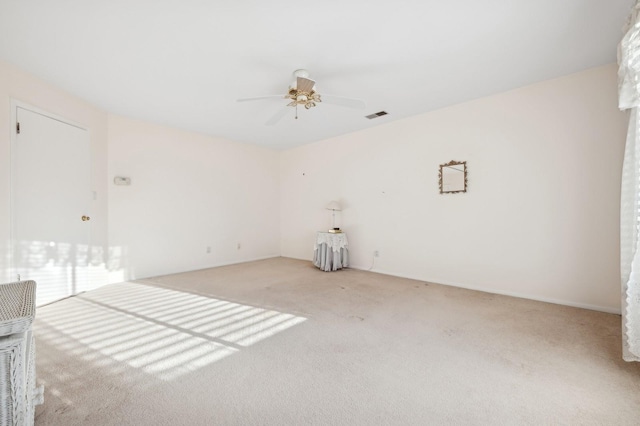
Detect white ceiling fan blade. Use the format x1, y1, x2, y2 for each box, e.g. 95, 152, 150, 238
237, 95, 283, 102
322, 95, 366, 110
266, 106, 291, 126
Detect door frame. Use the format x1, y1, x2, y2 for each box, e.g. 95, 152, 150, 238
9, 99, 91, 283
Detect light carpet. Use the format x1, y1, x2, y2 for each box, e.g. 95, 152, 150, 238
34, 257, 640, 425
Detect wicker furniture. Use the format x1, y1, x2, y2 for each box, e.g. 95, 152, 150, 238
0, 281, 42, 426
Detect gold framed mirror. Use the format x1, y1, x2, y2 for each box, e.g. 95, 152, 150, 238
439, 160, 467, 194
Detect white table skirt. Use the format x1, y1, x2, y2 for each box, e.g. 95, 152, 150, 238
313, 232, 349, 271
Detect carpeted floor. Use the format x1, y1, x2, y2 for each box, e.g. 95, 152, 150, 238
34, 257, 640, 425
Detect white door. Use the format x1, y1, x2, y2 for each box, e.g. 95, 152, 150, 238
11, 105, 91, 306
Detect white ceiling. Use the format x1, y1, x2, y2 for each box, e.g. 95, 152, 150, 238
0, 1, 633, 150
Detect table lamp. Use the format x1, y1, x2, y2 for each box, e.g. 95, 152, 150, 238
326, 200, 342, 232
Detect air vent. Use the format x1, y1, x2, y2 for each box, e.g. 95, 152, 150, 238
365, 111, 388, 119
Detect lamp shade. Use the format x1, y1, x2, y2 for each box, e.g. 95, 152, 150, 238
325, 200, 341, 211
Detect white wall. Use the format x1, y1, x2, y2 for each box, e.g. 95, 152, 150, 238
280, 64, 627, 313
0, 60, 281, 288
108, 115, 280, 281
0, 59, 627, 314
0, 60, 109, 288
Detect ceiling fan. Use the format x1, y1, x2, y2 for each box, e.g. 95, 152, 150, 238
237, 69, 366, 125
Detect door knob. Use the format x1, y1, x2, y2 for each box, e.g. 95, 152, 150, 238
81, 215, 91, 221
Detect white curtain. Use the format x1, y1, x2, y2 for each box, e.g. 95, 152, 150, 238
619, 1, 640, 362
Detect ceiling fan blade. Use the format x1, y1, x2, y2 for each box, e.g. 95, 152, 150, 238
237, 95, 283, 102
266, 106, 291, 126
322, 95, 366, 110
297, 77, 315, 93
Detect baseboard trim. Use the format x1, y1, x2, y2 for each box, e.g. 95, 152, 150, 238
135, 255, 282, 281
347, 264, 621, 315
282, 254, 312, 262
207, 255, 282, 269
154, 255, 620, 315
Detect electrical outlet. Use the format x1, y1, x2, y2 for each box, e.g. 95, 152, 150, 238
374, 250, 379, 257
206, 246, 211, 254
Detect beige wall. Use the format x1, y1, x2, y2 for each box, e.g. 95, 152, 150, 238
0, 60, 109, 286
0, 61, 281, 287
0, 60, 628, 313
280, 64, 628, 313
107, 115, 280, 281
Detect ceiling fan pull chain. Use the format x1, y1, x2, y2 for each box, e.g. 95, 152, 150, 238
295, 103, 298, 120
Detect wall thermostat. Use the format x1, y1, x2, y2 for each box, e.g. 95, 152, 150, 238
114, 176, 131, 186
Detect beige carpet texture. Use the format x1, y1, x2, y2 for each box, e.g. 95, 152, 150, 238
33, 258, 640, 425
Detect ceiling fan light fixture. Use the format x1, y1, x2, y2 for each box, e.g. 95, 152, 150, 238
238, 69, 365, 125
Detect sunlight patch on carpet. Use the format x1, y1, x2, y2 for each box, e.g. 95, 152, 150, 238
37, 282, 306, 381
